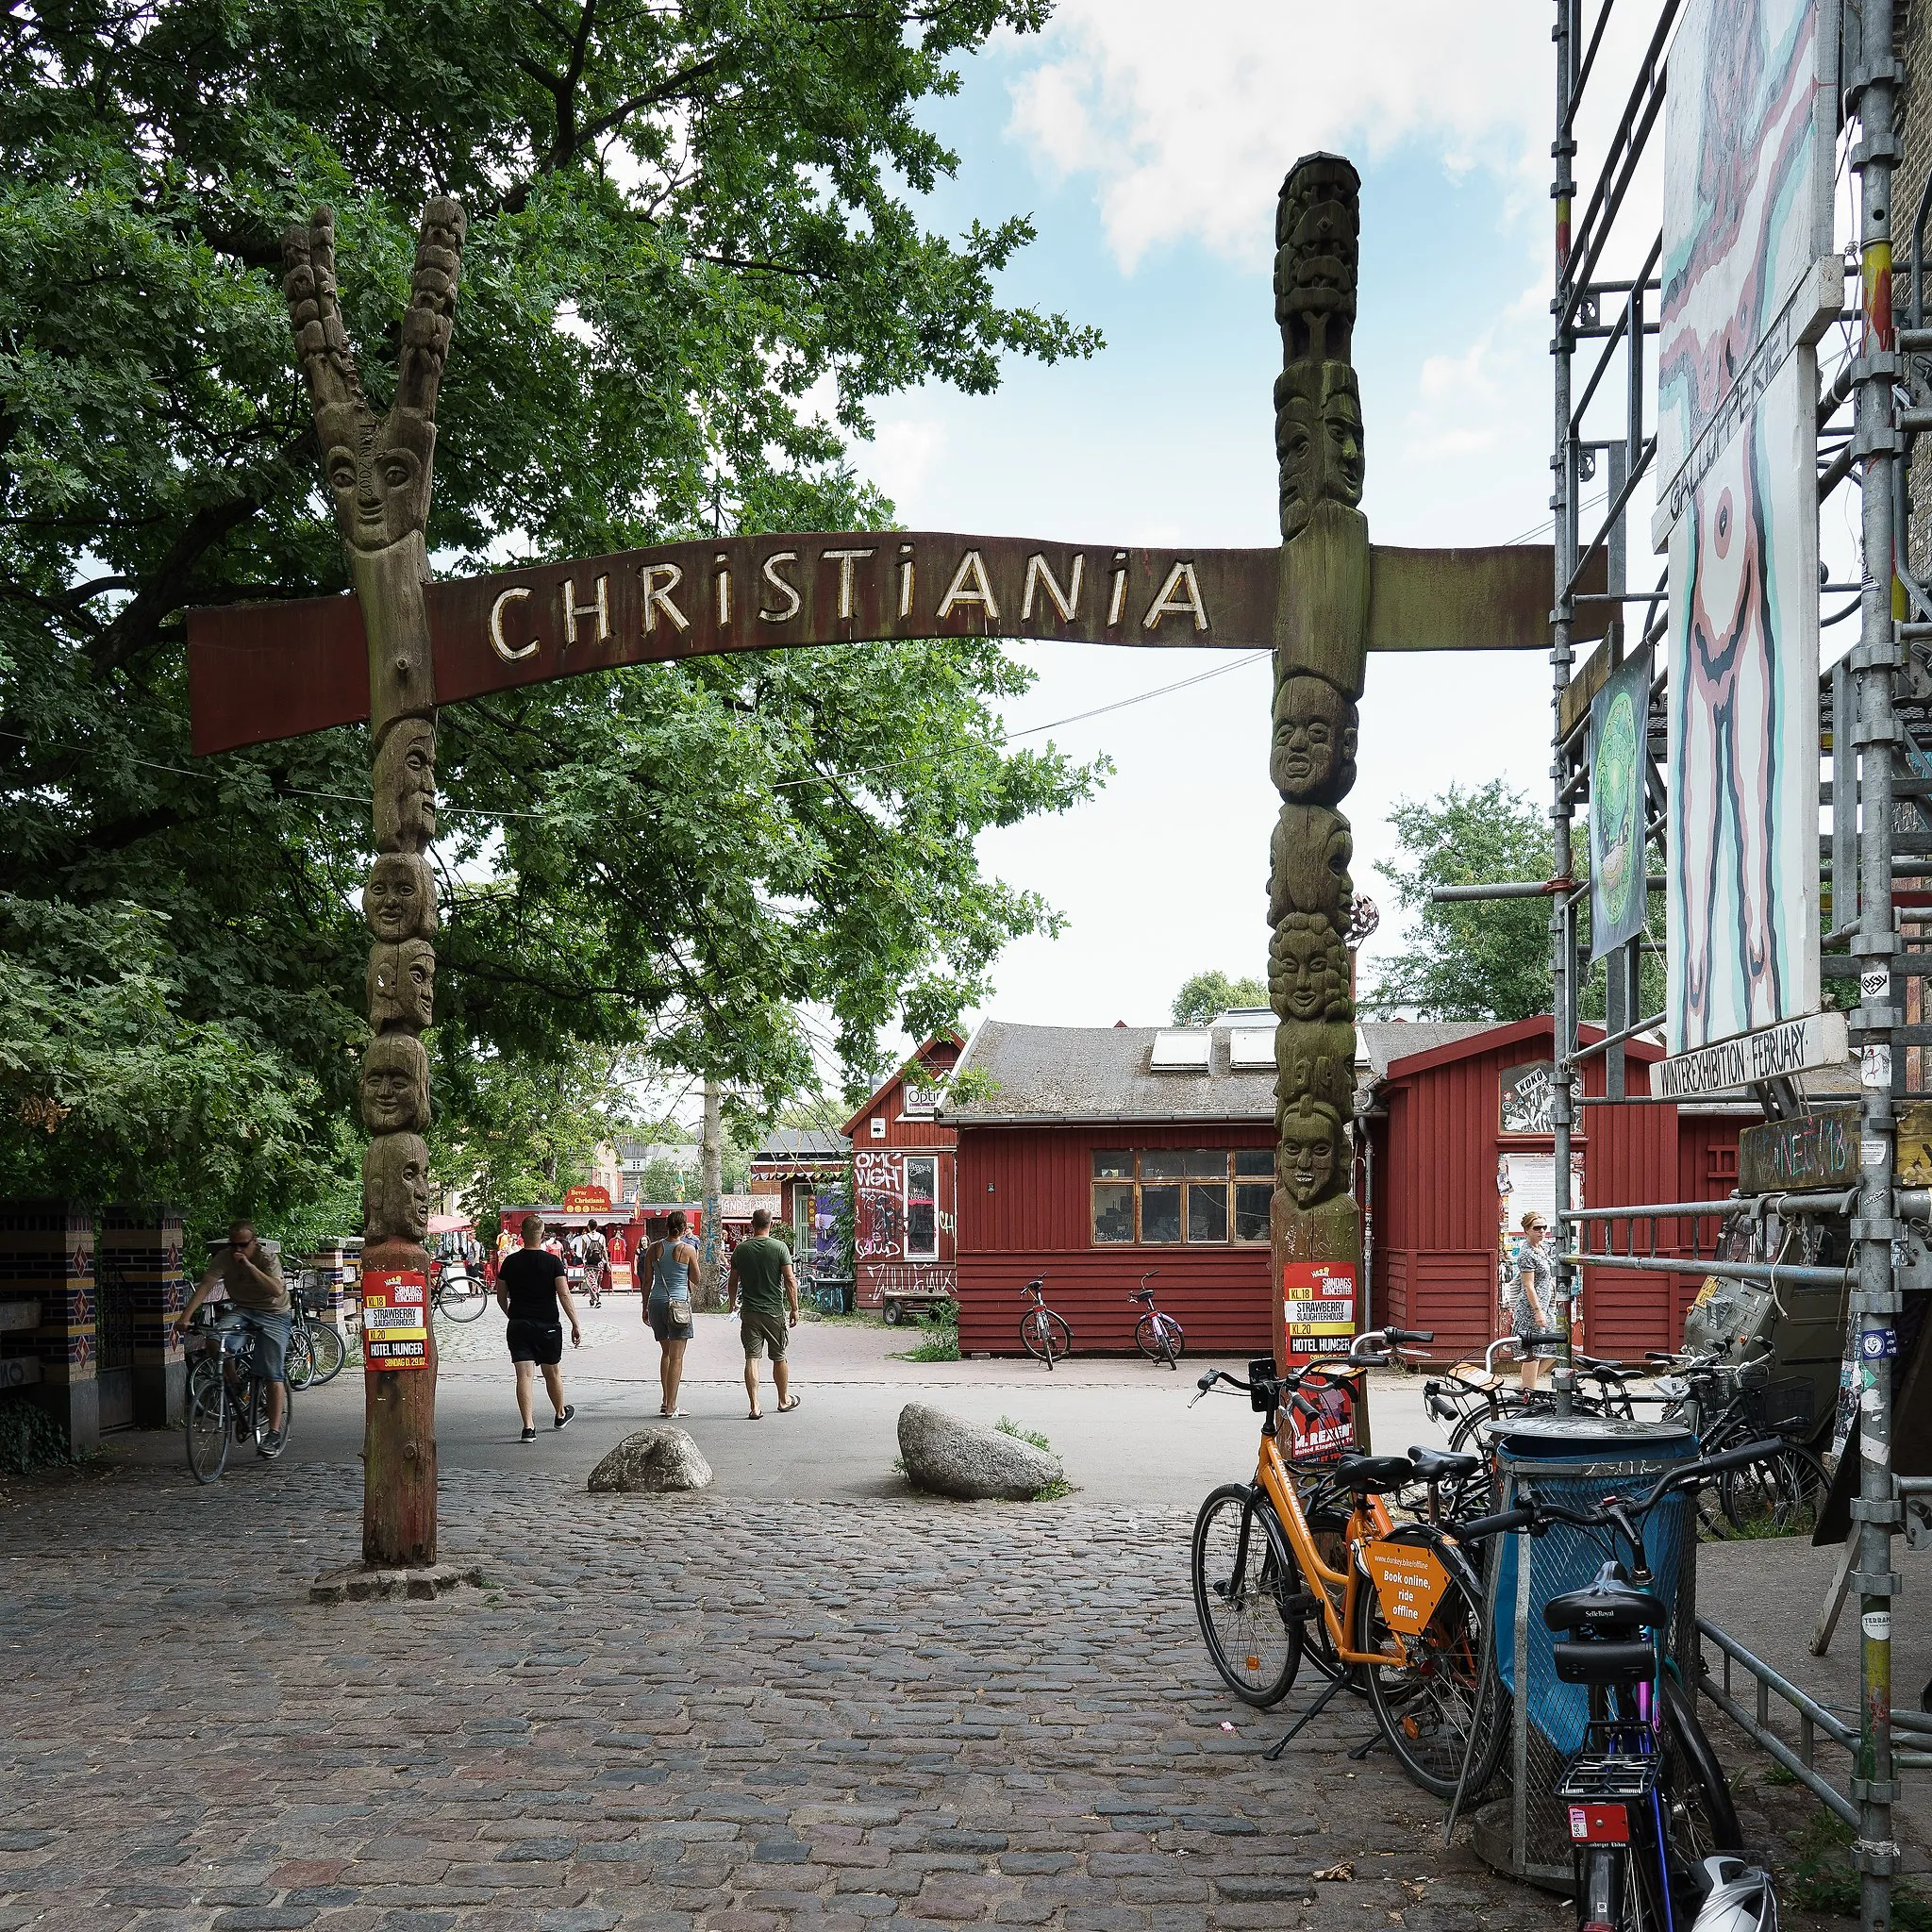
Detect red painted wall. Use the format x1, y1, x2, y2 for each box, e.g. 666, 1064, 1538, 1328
956, 1121, 1274, 1356
1369, 1023, 1740, 1361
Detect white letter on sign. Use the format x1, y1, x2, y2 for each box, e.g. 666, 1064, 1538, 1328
820, 548, 875, 620
1022, 553, 1084, 623
489, 586, 538, 661
759, 551, 802, 623
562, 574, 611, 648
1142, 561, 1209, 633
937, 549, 1000, 622
641, 562, 690, 634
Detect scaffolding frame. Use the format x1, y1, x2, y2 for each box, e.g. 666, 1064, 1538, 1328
1544, 5, 1908, 1926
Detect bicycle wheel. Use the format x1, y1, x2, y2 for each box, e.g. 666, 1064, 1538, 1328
1191, 1484, 1305, 1707
1158, 1317, 1184, 1365
284, 1321, 316, 1391
1134, 1314, 1161, 1361
185, 1360, 229, 1484
1720, 1442, 1827, 1539
1020, 1307, 1071, 1367
1630, 1673, 1743, 1928
437, 1273, 490, 1323
306, 1320, 346, 1386
1356, 1529, 1507, 1800
248, 1375, 291, 1454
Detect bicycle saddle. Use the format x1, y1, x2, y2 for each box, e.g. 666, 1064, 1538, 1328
1129, 1287, 1156, 1303
1329, 1453, 1416, 1494
1543, 1561, 1669, 1638
1407, 1446, 1480, 1484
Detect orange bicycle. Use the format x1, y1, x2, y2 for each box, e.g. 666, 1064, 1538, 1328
1189, 1327, 1506, 1799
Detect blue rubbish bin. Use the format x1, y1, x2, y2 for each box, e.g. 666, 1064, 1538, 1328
1474, 1414, 1700, 1887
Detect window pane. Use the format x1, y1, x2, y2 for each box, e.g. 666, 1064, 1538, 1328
1234, 1149, 1274, 1177
1092, 1182, 1135, 1243
1140, 1184, 1182, 1242
1139, 1150, 1187, 1179
1187, 1183, 1229, 1242
1234, 1182, 1273, 1241
1182, 1149, 1227, 1178
906, 1156, 937, 1259
1092, 1149, 1133, 1180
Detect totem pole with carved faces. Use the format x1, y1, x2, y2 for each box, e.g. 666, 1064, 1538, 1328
283, 200, 464, 1565
1269, 156, 1368, 1363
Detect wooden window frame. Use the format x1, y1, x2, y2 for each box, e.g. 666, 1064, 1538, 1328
1091, 1150, 1273, 1248
904, 1154, 939, 1260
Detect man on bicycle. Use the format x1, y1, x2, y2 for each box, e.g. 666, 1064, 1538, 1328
171, 1220, 292, 1457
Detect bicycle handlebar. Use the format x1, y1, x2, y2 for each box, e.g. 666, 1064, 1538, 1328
1451, 1437, 1787, 1545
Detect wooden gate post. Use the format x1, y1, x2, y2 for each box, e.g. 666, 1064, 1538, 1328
1268, 156, 1367, 1382
282, 202, 466, 1565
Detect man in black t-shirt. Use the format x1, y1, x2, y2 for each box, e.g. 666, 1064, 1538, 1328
494, 1213, 582, 1443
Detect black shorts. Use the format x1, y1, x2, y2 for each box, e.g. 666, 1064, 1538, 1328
506, 1318, 563, 1366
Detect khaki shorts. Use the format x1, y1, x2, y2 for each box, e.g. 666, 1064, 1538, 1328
740, 1307, 789, 1361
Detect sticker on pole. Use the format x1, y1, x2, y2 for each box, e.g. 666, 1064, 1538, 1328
1284, 1261, 1355, 1362
1365, 1540, 1452, 1637
362, 1271, 429, 1370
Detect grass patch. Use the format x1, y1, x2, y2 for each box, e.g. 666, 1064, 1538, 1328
1786, 1806, 1932, 1929
891, 1327, 959, 1363
995, 1416, 1073, 1502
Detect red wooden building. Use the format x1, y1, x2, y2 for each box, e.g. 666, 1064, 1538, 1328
944, 1017, 1276, 1356
1357, 1017, 1743, 1359
841, 1034, 963, 1317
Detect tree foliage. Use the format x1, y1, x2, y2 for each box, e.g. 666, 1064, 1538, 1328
1, 0, 1102, 1237
1172, 970, 1268, 1027
1359, 780, 1662, 1024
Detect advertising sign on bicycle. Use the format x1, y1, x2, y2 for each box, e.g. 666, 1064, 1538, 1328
1286, 1379, 1356, 1460
363, 1271, 429, 1370
1363, 1539, 1452, 1636
1283, 1260, 1355, 1359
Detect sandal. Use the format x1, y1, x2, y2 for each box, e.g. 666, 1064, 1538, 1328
777, 1395, 802, 1413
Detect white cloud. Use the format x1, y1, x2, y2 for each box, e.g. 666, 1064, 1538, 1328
1006, 1, 1552, 271
864, 414, 949, 508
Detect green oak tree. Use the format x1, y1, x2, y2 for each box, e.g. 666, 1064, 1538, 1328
1, 1, 1101, 1239
1358, 779, 1661, 1023
1172, 970, 1269, 1026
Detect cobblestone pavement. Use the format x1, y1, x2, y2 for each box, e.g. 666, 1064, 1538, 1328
0, 1461, 1863, 1932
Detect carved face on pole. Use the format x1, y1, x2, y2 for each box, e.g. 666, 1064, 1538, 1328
1271, 674, 1358, 802
360, 1033, 431, 1134
1270, 913, 1352, 1023
374, 719, 437, 852
1270, 804, 1355, 924
1275, 366, 1366, 541
1274, 156, 1360, 359
368, 940, 437, 1030
1279, 1096, 1346, 1208
364, 1132, 432, 1243
318, 405, 438, 555
363, 853, 436, 942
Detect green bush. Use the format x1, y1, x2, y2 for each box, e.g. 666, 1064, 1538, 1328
0, 1393, 75, 1476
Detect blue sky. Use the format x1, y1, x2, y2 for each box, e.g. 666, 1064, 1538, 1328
846, 4, 1571, 1035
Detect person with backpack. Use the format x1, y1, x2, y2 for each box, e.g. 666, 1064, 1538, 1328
644, 1208, 700, 1418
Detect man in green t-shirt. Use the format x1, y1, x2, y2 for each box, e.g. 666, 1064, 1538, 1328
727, 1207, 800, 1419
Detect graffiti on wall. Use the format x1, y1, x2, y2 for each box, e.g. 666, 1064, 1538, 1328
854, 1148, 905, 1260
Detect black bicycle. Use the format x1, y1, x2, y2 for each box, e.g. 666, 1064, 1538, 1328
432, 1258, 491, 1323
184, 1307, 294, 1484
1018, 1276, 1072, 1368
283, 1285, 346, 1391
1450, 1440, 1780, 1931
1130, 1270, 1184, 1368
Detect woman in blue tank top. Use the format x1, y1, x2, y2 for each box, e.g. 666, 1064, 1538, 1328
645, 1208, 700, 1416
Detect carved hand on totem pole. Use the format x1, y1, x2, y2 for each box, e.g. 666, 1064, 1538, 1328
1270, 154, 1366, 1281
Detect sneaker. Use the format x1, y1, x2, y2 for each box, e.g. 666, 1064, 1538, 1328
258, 1428, 285, 1459
520, 1425, 537, 1443
554, 1404, 576, 1431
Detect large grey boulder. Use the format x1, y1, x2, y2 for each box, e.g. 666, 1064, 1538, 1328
588, 1427, 713, 1494
897, 1403, 1063, 1501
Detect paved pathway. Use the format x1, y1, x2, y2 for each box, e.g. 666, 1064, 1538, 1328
2, 1460, 1553, 1932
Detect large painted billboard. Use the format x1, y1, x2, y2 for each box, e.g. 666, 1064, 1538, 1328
1656, 0, 1837, 1055
1589, 642, 1654, 961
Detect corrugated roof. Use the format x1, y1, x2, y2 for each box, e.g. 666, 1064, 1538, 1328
1356, 1022, 1493, 1080
749, 1127, 849, 1161
942, 1020, 1276, 1124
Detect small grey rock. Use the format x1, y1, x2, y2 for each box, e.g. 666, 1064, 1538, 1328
896, 1403, 1062, 1501
587, 1426, 714, 1493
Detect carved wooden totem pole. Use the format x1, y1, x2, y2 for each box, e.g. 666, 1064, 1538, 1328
1269, 156, 1366, 1374
283, 200, 466, 1565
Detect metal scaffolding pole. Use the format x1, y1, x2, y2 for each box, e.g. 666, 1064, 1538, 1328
1847, 8, 1903, 1925
1551, 0, 1582, 1420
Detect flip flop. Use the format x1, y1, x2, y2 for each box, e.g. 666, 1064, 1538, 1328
747, 1410, 762, 1421
777, 1395, 802, 1413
